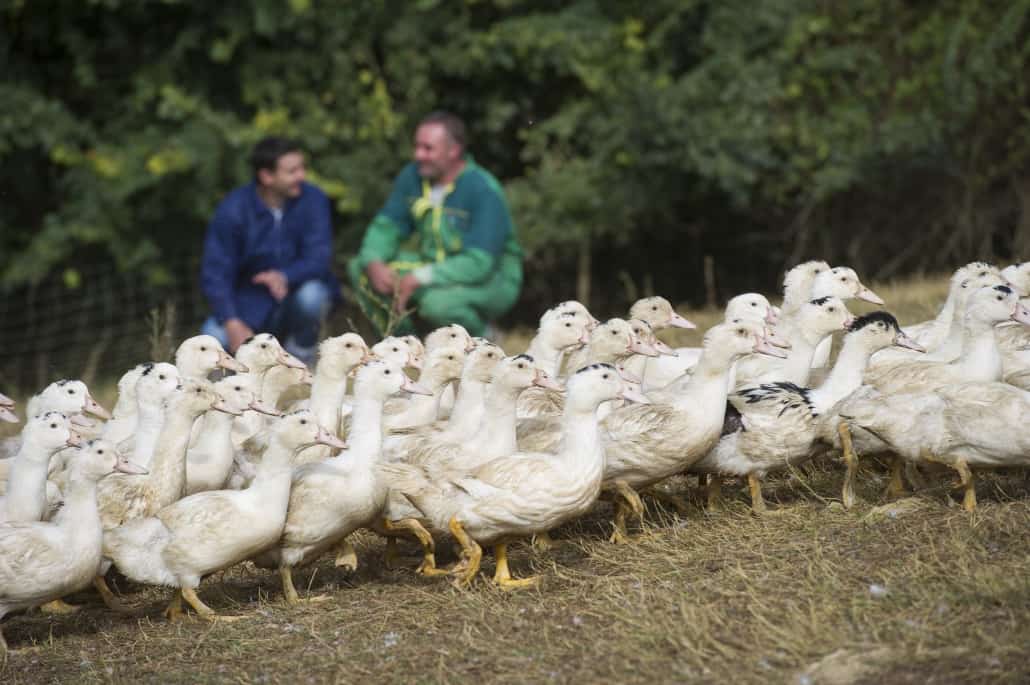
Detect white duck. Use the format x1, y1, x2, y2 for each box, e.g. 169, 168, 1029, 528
382, 347, 466, 430
600, 322, 786, 541
524, 311, 591, 378
692, 312, 923, 513
0, 380, 109, 463
799, 266, 883, 372
231, 334, 308, 447
873, 264, 1006, 366
732, 296, 853, 389
863, 285, 1030, 396
185, 375, 282, 495
115, 363, 182, 469
900, 262, 1003, 347
779, 260, 831, 316
102, 410, 344, 620
0, 440, 144, 659
521, 318, 657, 419
99, 363, 151, 447
175, 334, 248, 379
252, 362, 430, 603
642, 293, 779, 391
0, 413, 82, 523
381, 363, 646, 589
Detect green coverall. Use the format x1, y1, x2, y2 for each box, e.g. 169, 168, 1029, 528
348, 156, 523, 337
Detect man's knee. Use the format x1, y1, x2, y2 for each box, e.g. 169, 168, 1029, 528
291, 280, 332, 319
417, 289, 484, 335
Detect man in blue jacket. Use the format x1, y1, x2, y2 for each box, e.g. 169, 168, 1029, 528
200, 137, 339, 363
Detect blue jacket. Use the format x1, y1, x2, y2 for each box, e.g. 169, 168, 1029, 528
200, 181, 340, 328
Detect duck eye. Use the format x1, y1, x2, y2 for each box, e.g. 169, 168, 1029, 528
610, 330, 617, 336
517, 363, 525, 369
979, 271, 986, 276
651, 306, 657, 311
602, 373, 610, 379
195, 388, 202, 394
345, 343, 352, 348
50, 423, 57, 429
159, 375, 166, 380
98, 449, 104, 454
840, 277, 846, 282
828, 307, 836, 312
751, 302, 757, 306
385, 369, 391, 375
200, 346, 207, 352
261, 344, 268, 349
565, 323, 571, 327
392, 347, 399, 352
300, 419, 307, 425
235, 386, 242, 391
997, 295, 1004, 301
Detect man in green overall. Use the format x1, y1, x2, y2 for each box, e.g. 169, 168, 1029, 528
348, 111, 523, 337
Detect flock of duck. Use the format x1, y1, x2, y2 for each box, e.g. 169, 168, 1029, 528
2, 258, 1030, 658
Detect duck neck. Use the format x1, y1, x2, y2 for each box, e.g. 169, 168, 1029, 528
55, 477, 101, 533
191, 409, 234, 458
477, 383, 522, 458
527, 335, 563, 377
809, 336, 873, 413
778, 327, 825, 386
404, 371, 449, 424
132, 401, 166, 467
310, 370, 348, 436
5, 443, 53, 522
675, 349, 735, 411
954, 318, 1002, 381
147, 405, 203, 507
622, 353, 647, 380
253, 437, 298, 485
445, 377, 488, 438
336, 396, 385, 467
558, 402, 604, 477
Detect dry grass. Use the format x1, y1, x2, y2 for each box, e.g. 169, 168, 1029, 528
7, 272, 1030, 684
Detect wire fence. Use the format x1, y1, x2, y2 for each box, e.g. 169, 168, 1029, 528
0, 254, 211, 395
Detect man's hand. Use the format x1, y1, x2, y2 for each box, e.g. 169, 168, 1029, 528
366, 261, 396, 295
252, 270, 289, 302
394, 272, 421, 313
224, 318, 254, 354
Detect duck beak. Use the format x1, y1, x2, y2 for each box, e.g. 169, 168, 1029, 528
0, 392, 13, 407
84, 393, 112, 420
858, 286, 885, 305
1012, 303, 1030, 326
842, 316, 857, 330
249, 399, 283, 416
532, 370, 564, 392
70, 413, 94, 429
401, 377, 434, 396
619, 387, 651, 405
277, 350, 308, 370
0, 407, 17, 423
577, 330, 591, 346
465, 339, 476, 353
754, 338, 789, 359
893, 332, 925, 352
315, 427, 347, 450
628, 339, 660, 358
212, 396, 244, 416
653, 339, 678, 357
668, 313, 696, 329
765, 307, 779, 325
115, 456, 148, 475
617, 366, 642, 385
66, 431, 84, 447
217, 350, 249, 373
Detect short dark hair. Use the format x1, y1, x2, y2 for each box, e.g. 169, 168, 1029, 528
418, 111, 467, 150
250, 137, 302, 179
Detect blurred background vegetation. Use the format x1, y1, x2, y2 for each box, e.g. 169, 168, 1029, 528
1, 0, 1029, 387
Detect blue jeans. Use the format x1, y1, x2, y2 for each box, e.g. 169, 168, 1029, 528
202, 280, 332, 364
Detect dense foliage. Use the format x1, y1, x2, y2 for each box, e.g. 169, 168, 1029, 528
2, 0, 1029, 321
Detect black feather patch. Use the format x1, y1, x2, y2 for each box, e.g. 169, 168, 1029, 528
810, 296, 832, 306
241, 335, 257, 346
994, 285, 1013, 295
848, 311, 900, 333
514, 354, 535, 363
574, 362, 616, 375
737, 381, 818, 417
722, 403, 745, 436
141, 363, 155, 376
55, 379, 71, 386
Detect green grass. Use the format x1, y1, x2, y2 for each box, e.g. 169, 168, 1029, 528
8, 272, 1030, 684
